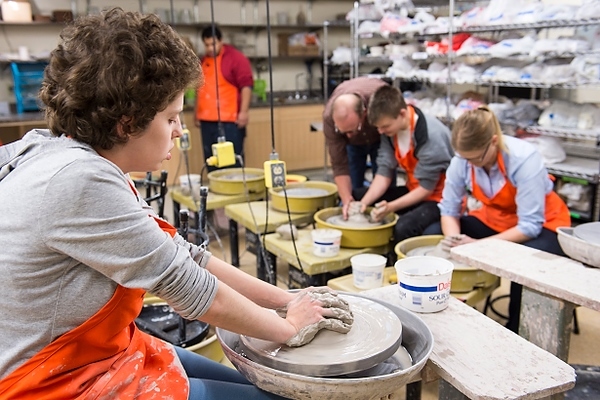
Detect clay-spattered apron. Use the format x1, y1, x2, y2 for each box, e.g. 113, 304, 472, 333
0, 187, 188, 399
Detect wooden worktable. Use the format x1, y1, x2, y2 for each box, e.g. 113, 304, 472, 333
264, 228, 391, 277
224, 201, 315, 277
327, 266, 500, 307
365, 285, 575, 400
170, 187, 265, 213
452, 238, 600, 363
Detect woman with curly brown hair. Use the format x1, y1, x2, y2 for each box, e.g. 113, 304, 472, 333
0, 8, 349, 400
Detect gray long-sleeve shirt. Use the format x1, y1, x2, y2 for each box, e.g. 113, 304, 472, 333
0, 130, 217, 378
376, 106, 453, 191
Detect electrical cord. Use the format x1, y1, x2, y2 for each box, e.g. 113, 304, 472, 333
259, 0, 305, 282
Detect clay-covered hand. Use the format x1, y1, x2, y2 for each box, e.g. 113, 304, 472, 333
277, 287, 354, 347
342, 200, 361, 220
440, 234, 475, 251
369, 201, 389, 222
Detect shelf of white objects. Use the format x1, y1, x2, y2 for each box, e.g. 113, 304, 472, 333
526, 126, 600, 142
546, 156, 600, 183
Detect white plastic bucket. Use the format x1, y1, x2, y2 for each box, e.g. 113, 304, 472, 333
311, 228, 342, 257
350, 253, 387, 289
394, 256, 454, 313
179, 174, 201, 198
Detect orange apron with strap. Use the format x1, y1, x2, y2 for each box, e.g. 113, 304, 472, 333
469, 151, 570, 233
0, 215, 187, 399
196, 52, 238, 122
393, 106, 445, 202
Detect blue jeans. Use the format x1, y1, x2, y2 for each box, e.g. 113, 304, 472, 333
175, 346, 286, 399
347, 142, 380, 189
200, 121, 246, 171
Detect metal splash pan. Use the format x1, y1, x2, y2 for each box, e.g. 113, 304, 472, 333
239, 294, 402, 377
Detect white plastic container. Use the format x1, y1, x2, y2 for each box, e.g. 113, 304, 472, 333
179, 174, 201, 198
350, 253, 387, 289
394, 256, 454, 313
311, 229, 342, 258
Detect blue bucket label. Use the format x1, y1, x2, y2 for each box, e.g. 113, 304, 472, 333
399, 282, 438, 292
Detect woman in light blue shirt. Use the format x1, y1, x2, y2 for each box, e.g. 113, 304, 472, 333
424, 106, 570, 332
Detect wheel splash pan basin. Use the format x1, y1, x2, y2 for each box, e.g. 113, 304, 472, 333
216, 292, 433, 400
557, 227, 600, 268
207, 167, 265, 195
314, 207, 398, 248
270, 181, 338, 214
395, 235, 498, 293
136, 303, 209, 348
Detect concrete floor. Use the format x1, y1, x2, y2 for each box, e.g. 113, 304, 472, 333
162, 169, 600, 399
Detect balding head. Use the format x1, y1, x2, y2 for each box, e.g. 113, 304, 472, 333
332, 94, 365, 137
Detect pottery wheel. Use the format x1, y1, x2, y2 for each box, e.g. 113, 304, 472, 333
406, 245, 470, 268
573, 222, 600, 246
284, 188, 329, 197
239, 295, 402, 377
221, 173, 261, 180
326, 214, 382, 228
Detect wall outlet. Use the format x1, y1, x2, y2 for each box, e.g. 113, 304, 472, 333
264, 159, 286, 188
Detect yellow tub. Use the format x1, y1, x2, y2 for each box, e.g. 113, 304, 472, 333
270, 181, 338, 214
207, 167, 265, 195
314, 207, 398, 248
394, 235, 498, 293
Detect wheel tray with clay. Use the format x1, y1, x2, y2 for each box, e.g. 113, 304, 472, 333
217, 292, 433, 400
314, 207, 398, 248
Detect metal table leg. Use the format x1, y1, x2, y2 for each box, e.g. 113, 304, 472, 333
229, 219, 239, 267
172, 200, 181, 228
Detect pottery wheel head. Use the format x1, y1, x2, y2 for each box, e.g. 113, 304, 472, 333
284, 188, 329, 198
239, 295, 402, 377
326, 214, 382, 228
222, 173, 260, 180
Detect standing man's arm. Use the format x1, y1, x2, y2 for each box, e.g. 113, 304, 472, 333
231, 48, 254, 128
237, 86, 252, 128
323, 115, 353, 211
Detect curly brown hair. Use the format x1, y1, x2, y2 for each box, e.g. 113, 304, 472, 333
39, 7, 201, 150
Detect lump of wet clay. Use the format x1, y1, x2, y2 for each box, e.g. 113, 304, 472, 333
276, 224, 298, 240
283, 290, 354, 347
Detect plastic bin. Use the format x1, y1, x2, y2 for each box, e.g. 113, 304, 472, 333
11, 62, 47, 114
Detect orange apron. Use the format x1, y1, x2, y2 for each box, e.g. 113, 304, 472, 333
0, 215, 188, 399
196, 52, 238, 122
393, 106, 445, 202
469, 151, 570, 233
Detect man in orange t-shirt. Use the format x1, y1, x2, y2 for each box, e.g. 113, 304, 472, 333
196, 26, 253, 170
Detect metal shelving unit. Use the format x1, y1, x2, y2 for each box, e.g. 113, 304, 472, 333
343, 1, 600, 221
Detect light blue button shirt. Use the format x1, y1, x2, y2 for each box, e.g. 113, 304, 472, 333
439, 135, 555, 238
